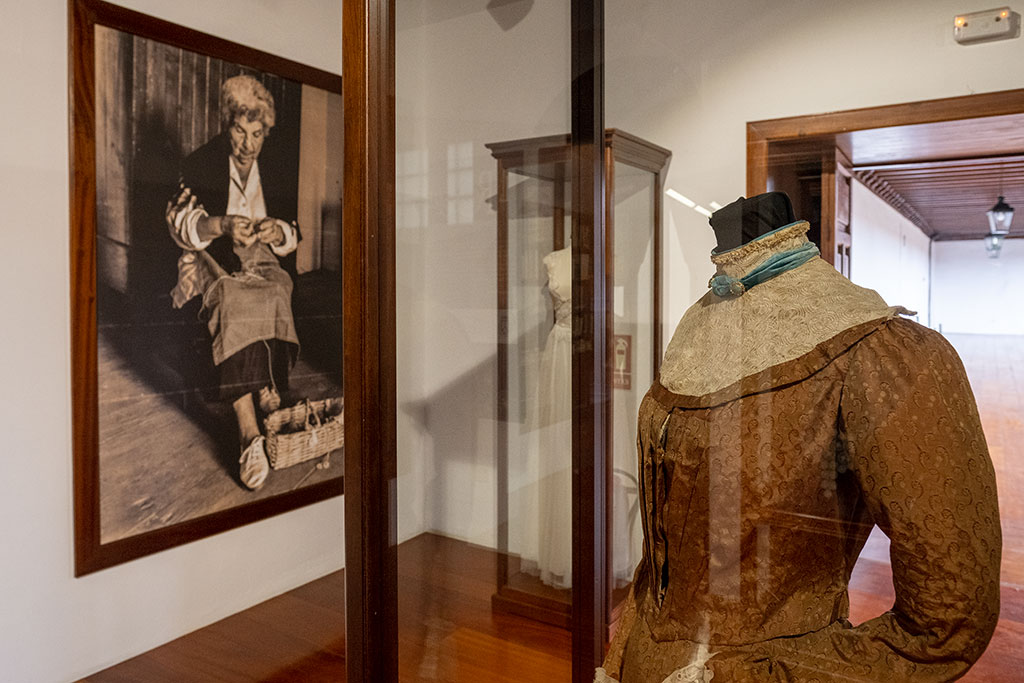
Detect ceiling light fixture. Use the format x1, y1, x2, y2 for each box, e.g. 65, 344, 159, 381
987, 195, 1014, 235
983, 195, 1013, 259
984, 234, 1005, 258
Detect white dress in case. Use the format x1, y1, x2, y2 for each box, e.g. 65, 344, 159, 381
536, 246, 572, 588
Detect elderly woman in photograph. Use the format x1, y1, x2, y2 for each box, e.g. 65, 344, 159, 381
166, 74, 301, 491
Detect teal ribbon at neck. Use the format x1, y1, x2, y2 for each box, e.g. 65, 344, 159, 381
709, 241, 820, 297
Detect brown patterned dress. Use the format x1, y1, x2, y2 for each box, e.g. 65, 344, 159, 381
598, 223, 1001, 682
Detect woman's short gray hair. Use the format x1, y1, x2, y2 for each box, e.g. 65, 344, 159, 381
220, 74, 276, 132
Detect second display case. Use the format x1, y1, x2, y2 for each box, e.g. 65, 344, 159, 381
487, 129, 671, 628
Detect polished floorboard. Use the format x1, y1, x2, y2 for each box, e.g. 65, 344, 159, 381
81, 533, 567, 683
96, 328, 342, 544
84, 334, 1024, 682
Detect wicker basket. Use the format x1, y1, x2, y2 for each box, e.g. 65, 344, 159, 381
264, 397, 344, 470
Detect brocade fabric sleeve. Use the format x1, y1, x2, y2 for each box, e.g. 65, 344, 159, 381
773, 319, 1002, 681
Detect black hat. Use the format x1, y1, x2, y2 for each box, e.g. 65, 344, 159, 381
710, 191, 796, 252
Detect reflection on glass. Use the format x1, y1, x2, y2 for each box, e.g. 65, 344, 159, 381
610, 161, 657, 595
493, 142, 574, 624
396, 3, 574, 678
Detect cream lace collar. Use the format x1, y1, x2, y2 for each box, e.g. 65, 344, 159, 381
710, 220, 812, 278
659, 226, 905, 397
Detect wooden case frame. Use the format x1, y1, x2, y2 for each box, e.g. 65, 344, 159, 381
342, 1, 613, 679
487, 129, 670, 630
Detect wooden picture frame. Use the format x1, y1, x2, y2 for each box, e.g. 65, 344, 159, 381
70, 0, 344, 576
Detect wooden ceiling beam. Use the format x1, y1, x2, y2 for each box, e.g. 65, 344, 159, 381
750, 89, 1024, 140
855, 170, 934, 236
877, 168, 1024, 180
933, 232, 1024, 242
855, 152, 1024, 173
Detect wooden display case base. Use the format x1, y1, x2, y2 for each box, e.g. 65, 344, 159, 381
492, 571, 571, 629
491, 567, 632, 633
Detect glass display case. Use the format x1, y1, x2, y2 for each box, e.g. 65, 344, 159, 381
486, 129, 671, 627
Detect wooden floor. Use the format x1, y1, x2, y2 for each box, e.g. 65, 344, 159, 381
97, 328, 343, 544
85, 334, 1024, 682
97, 269, 344, 543
80, 533, 567, 683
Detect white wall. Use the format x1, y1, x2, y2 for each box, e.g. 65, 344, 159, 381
398, 0, 1024, 549
850, 180, 932, 326
0, 2, 344, 680
932, 239, 1024, 335
395, 10, 431, 547
396, 1, 571, 548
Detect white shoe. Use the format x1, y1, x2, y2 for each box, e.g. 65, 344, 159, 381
239, 435, 269, 490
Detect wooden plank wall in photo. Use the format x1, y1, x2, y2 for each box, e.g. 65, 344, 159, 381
94, 26, 132, 295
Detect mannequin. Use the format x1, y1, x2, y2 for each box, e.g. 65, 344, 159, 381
597, 193, 1001, 682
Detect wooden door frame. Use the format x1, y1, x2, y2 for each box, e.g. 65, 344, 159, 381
747, 89, 1024, 275
747, 89, 1024, 195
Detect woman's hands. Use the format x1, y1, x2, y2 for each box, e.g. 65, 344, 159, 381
194, 214, 257, 247
201, 215, 285, 248
197, 215, 285, 248
223, 215, 257, 247
254, 217, 286, 247
166, 185, 197, 227
169, 183, 287, 249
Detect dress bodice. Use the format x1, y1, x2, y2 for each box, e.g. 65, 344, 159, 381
551, 293, 570, 328
544, 246, 571, 329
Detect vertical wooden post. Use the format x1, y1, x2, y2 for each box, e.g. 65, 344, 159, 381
496, 158, 510, 591
343, 0, 397, 681
820, 147, 838, 268
602, 142, 615, 626
571, 0, 607, 679
554, 162, 567, 250
746, 124, 769, 196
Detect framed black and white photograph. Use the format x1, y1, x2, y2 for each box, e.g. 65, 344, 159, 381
71, 0, 344, 575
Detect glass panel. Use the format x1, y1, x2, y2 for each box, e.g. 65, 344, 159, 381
605, 4, 1016, 681
610, 160, 655, 603
506, 163, 574, 599
396, 4, 573, 680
